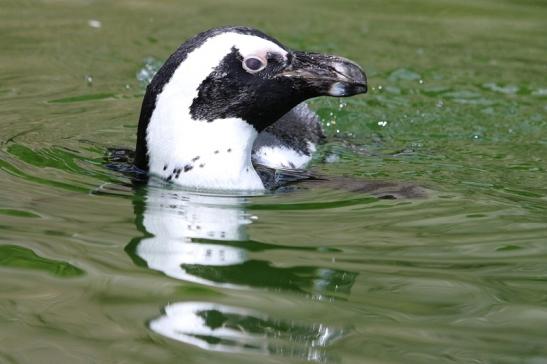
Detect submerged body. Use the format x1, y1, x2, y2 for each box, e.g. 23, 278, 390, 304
135, 26, 366, 191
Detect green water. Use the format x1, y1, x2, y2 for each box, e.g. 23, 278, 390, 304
1, 1, 546, 363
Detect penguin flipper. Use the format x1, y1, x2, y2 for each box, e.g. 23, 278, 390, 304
254, 163, 324, 190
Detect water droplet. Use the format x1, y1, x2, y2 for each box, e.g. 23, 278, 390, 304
532, 88, 547, 97
88, 19, 102, 29
137, 57, 163, 86
325, 154, 339, 163
378, 120, 388, 127
378, 85, 383, 90
436, 100, 444, 108
419, 79, 424, 84
85, 75, 93, 85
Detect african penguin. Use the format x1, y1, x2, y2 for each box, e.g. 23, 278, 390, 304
135, 26, 367, 191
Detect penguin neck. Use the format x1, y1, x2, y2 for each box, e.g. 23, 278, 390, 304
146, 112, 265, 191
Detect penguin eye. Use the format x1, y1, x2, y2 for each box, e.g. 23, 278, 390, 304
243, 56, 266, 73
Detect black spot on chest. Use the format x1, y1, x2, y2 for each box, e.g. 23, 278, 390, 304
162, 163, 194, 182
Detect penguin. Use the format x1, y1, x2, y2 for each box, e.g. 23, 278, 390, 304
134, 26, 367, 191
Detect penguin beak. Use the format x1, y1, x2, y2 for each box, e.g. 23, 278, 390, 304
278, 51, 367, 97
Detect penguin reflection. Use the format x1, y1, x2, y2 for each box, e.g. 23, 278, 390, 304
125, 184, 356, 360
150, 301, 345, 362
126, 184, 357, 297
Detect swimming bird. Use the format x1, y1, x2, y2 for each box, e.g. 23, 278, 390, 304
134, 26, 367, 191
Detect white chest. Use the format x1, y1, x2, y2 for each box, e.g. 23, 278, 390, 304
147, 114, 265, 191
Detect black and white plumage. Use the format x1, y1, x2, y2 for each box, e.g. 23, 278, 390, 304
135, 26, 367, 191
253, 102, 325, 169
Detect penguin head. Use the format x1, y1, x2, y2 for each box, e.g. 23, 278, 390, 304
187, 28, 367, 131
135, 26, 366, 186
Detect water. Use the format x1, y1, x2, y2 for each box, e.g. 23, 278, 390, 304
1, 1, 546, 363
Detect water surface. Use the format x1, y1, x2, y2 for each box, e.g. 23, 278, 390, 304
1, 1, 546, 363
